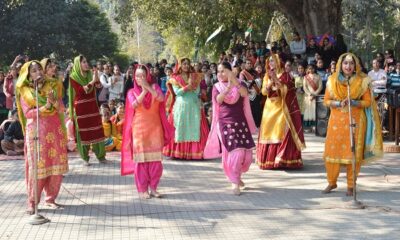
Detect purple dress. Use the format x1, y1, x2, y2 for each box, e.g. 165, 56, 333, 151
213, 86, 255, 152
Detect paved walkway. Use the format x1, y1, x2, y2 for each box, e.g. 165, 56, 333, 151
0, 134, 399, 239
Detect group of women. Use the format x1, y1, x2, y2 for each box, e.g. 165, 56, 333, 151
17, 52, 382, 214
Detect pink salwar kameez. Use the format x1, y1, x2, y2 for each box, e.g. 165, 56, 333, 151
16, 61, 68, 211
21, 96, 68, 209
204, 79, 256, 185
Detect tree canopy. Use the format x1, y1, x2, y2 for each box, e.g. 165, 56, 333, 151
115, 0, 274, 60
0, 0, 119, 66
114, 0, 400, 62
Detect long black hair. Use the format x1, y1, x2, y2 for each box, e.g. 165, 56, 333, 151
220, 61, 232, 71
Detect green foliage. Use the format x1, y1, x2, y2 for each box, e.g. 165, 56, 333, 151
341, 0, 400, 66
67, 0, 119, 61
110, 52, 130, 70
0, 0, 118, 66
115, 0, 273, 61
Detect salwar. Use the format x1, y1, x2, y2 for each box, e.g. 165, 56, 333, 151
78, 140, 106, 161
26, 175, 63, 208
134, 162, 163, 193
222, 148, 252, 184
325, 161, 361, 188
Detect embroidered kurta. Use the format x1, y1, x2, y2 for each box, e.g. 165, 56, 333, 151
213, 85, 255, 152
323, 76, 382, 164
18, 80, 68, 179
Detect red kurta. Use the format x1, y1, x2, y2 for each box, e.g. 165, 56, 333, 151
70, 78, 104, 145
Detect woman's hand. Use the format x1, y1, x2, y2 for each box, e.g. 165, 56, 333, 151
141, 79, 150, 90
268, 69, 277, 79
142, 86, 148, 94
187, 76, 194, 90
47, 90, 56, 105
340, 99, 349, 108
83, 85, 91, 93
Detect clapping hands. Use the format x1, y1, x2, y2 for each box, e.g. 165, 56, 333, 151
47, 90, 57, 105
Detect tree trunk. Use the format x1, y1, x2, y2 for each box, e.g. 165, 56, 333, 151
275, 0, 342, 37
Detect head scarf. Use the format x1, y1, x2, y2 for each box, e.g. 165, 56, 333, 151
70, 55, 92, 86
40, 58, 51, 75
133, 65, 154, 109
329, 53, 369, 100
68, 55, 92, 119
15, 61, 65, 135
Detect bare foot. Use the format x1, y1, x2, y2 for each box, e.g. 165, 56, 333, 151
45, 202, 62, 209
26, 208, 34, 215
150, 190, 162, 198
139, 192, 150, 199
346, 188, 353, 196
321, 184, 337, 194
232, 184, 240, 196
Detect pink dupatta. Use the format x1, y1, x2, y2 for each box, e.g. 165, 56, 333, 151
203, 78, 256, 159
121, 66, 175, 176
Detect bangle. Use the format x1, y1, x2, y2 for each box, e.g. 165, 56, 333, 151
330, 101, 340, 107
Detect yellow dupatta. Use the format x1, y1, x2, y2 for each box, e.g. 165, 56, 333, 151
16, 61, 65, 135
